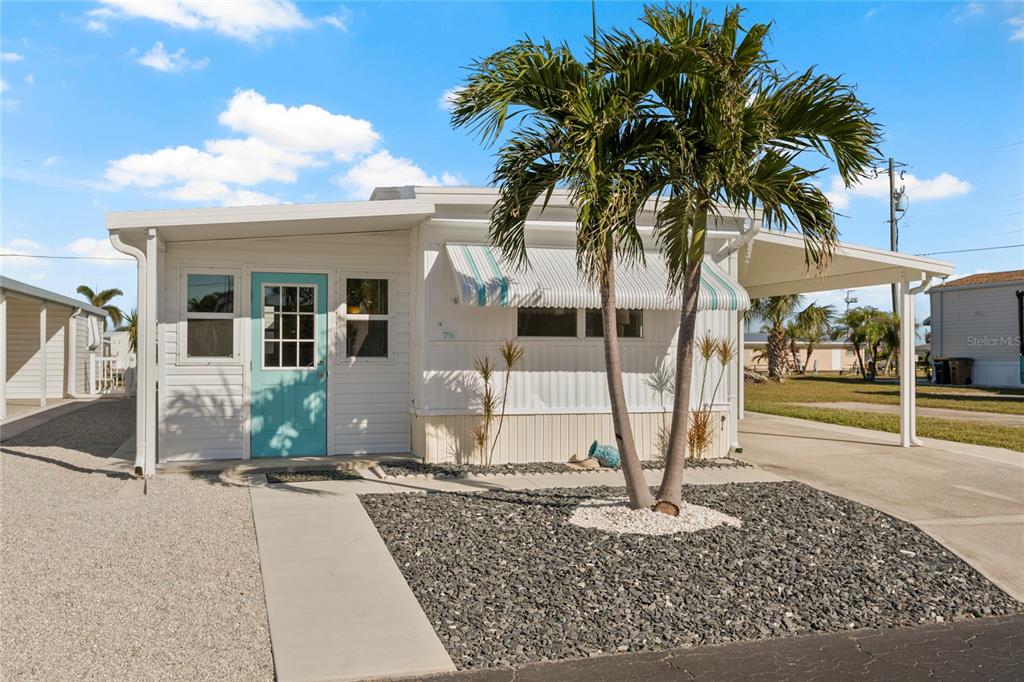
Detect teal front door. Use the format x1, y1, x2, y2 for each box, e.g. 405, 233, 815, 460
250, 272, 328, 457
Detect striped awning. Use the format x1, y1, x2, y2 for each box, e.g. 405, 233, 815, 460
445, 243, 749, 311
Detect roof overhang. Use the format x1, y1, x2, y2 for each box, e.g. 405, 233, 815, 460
0, 276, 107, 316
106, 199, 435, 243
737, 231, 955, 298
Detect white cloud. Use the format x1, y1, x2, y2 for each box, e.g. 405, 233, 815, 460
825, 172, 971, 210
438, 86, 463, 112
1, 52, 24, 62
43, 156, 60, 167
161, 180, 279, 206
218, 89, 377, 161
24, 73, 34, 85
335, 150, 464, 199
1009, 17, 1024, 41
864, 7, 879, 21
87, 0, 312, 41
67, 237, 133, 266
137, 41, 209, 73
0, 78, 8, 93
953, 2, 984, 24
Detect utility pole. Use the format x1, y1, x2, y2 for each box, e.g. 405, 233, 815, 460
888, 157, 899, 315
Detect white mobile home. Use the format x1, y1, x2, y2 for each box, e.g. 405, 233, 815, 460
929, 270, 1024, 387
1, 276, 108, 420
107, 187, 954, 475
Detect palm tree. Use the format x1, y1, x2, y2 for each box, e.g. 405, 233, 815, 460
749, 295, 804, 380
795, 302, 836, 371
833, 306, 875, 378
120, 309, 138, 352
76, 285, 124, 330
604, 5, 881, 512
451, 31, 701, 510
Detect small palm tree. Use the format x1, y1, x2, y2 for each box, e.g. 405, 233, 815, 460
76, 285, 124, 330
794, 303, 836, 371
121, 309, 138, 352
749, 295, 804, 380
833, 307, 876, 378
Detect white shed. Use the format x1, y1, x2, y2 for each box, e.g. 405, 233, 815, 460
929, 270, 1024, 387
1, 276, 108, 420
106, 186, 954, 476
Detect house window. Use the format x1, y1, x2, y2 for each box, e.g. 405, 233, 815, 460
346, 278, 389, 358
262, 284, 317, 369
584, 309, 643, 338
517, 307, 577, 337
185, 273, 235, 357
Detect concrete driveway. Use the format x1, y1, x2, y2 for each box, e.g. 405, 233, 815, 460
739, 412, 1024, 602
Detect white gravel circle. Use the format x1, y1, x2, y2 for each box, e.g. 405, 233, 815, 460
568, 497, 742, 535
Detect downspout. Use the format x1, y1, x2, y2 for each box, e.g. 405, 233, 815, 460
109, 232, 150, 477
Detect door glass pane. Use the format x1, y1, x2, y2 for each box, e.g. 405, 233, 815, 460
263, 285, 281, 311
281, 342, 297, 367
298, 314, 314, 340
188, 274, 234, 313
517, 307, 576, 337
346, 279, 388, 315
299, 342, 315, 367
282, 286, 298, 312
264, 341, 280, 368
282, 314, 298, 340
187, 319, 233, 357
347, 320, 388, 358
298, 286, 315, 312
585, 309, 643, 338
264, 313, 279, 340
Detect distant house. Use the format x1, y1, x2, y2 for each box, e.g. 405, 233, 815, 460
742, 332, 854, 373
928, 270, 1023, 387
1, 276, 108, 420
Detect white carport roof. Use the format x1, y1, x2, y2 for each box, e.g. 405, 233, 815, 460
737, 231, 954, 298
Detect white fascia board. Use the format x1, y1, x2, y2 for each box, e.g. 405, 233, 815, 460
106, 199, 435, 231
751, 231, 956, 276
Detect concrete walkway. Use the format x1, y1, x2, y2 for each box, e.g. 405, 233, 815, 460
248, 466, 785, 682
796, 400, 1024, 426
739, 412, 1024, 601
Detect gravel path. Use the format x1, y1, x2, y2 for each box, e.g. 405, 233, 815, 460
378, 457, 749, 479
361, 483, 1021, 669
1, 399, 273, 681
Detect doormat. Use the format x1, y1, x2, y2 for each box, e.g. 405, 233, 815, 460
266, 469, 363, 484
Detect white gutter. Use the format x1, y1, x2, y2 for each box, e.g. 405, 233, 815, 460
909, 276, 939, 295
711, 218, 760, 262
109, 232, 151, 477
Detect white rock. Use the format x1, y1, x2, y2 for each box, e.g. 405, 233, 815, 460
568, 497, 742, 536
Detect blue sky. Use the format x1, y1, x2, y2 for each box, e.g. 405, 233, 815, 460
1, 1, 1022, 320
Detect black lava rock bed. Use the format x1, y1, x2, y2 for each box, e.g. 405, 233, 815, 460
377, 457, 749, 479
360, 482, 1020, 669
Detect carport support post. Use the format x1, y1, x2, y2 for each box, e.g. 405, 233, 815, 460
899, 280, 916, 447
39, 302, 47, 407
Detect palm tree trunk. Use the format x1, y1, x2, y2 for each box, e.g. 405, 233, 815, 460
600, 248, 655, 510
656, 259, 702, 513
853, 344, 866, 378
767, 327, 786, 380
804, 343, 815, 371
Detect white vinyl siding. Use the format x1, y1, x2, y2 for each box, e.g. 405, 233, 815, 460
4, 296, 68, 399
159, 232, 411, 461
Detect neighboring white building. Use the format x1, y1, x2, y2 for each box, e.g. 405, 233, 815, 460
107, 186, 954, 476
103, 330, 135, 372
0, 276, 108, 420
929, 270, 1024, 387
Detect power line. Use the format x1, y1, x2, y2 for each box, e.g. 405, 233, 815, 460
0, 253, 132, 261
915, 244, 1024, 256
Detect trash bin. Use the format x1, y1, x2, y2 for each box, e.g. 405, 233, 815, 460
932, 358, 950, 385
948, 357, 973, 385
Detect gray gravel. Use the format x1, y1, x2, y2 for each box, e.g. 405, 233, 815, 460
379, 457, 748, 479
1, 399, 273, 681
361, 483, 1021, 669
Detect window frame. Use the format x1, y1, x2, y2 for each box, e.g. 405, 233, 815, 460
341, 273, 395, 363
258, 281, 320, 372
177, 266, 242, 365
515, 307, 646, 341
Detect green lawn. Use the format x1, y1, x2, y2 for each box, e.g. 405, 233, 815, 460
745, 374, 1024, 452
